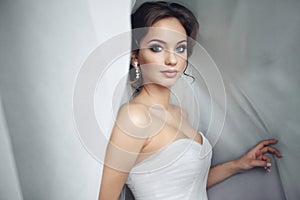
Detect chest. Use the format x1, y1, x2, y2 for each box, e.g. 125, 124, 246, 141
137, 107, 203, 160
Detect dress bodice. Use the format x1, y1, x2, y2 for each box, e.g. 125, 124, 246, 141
126, 133, 212, 200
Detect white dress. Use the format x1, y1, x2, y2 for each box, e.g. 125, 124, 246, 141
125, 132, 212, 200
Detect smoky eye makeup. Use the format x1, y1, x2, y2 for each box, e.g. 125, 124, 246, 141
146, 39, 187, 53
149, 44, 163, 52
176, 45, 187, 53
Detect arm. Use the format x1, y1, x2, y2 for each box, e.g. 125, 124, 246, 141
98, 104, 150, 200
207, 139, 282, 188
207, 159, 240, 188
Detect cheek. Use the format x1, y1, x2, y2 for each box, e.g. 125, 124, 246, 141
138, 50, 163, 65
178, 57, 187, 71
140, 66, 159, 85
140, 67, 152, 77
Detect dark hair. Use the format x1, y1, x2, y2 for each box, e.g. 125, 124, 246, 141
131, 1, 199, 57
129, 1, 198, 95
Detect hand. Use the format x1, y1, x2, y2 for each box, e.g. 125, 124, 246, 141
234, 139, 282, 173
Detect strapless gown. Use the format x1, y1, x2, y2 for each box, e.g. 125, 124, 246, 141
125, 132, 212, 200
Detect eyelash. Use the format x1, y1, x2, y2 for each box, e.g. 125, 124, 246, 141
149, 44, 187, 53
150, 44, 163, 52
176, 45, 187, 53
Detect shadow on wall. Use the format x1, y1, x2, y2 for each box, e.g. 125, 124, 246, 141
0, 97, 23, 200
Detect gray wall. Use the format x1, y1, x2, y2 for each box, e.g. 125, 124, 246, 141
194, 1, 300, 199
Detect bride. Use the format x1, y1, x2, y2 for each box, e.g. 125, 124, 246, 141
98, 1, 281, 200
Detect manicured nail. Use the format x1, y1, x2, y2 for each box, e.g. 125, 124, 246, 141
267, 163, 272, 167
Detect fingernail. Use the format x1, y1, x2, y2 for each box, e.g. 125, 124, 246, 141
266, 168, 271, 173
267, 163, 272, 167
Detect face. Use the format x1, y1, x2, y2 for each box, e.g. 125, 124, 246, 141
134, 17, 188, 88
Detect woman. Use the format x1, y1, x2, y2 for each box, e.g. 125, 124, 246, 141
99, 1, 282, 200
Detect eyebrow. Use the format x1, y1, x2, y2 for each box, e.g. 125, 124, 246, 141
147, 39, 187, 45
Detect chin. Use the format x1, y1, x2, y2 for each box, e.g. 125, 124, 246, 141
157, 80, 178, 88
143, 76, 180, 89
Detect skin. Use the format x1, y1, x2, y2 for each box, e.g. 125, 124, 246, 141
98, 17, 282, 200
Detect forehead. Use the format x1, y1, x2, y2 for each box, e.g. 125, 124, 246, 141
140, 17, 187, 44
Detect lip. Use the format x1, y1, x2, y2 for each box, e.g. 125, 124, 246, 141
161, 70, 178, 78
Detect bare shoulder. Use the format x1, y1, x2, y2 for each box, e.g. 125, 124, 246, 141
104, 103, 150, 173
108, 103, 150, 160
109, 102, 156, 142
117, 102, 151, 127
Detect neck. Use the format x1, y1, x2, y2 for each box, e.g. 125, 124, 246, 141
135, 84, 171, 109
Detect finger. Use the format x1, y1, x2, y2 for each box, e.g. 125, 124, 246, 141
264, 162, 272, 173
257, 154, 263, 160
255, 139, 278, 151
259, 155, 272, 170
261, 155, 271, 164
250, 160, 268, 167
260, 146, 282, 158
250, 160, 272, 174
252, 140, 277, 155
251, 154, 272, 172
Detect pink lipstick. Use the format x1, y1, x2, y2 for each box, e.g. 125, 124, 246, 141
161, 70, 178, 78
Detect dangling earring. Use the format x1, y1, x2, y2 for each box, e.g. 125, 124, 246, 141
133, 61, 140, 79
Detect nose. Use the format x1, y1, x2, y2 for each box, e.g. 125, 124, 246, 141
165, 50, 177, 66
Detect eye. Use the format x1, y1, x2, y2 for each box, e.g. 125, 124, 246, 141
149, 44, 163, 52
176, 45, 187, 53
